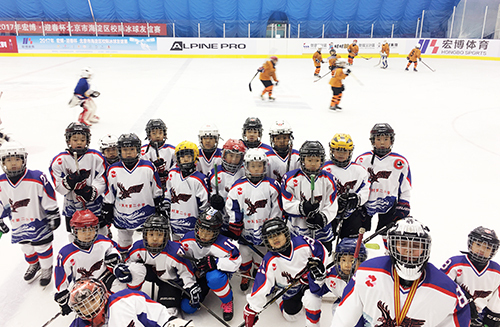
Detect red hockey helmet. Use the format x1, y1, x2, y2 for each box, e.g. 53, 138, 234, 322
70, 210, 99, 249
69, 278, 109, 327
222, 139, 246, 173
270, 56, 278, 61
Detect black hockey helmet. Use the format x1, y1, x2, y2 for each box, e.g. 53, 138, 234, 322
467, 226, 499, 263
143, 213, 169, 255
370, 123, 395, 157
262, 218, 291, 253
242, 117, 263, 148
117, 133, 141, 165
145, 119, 167, 143
299, 140, 325, 176
65, 122, 91, 156
195, 208, 223, 247
334, 237, 367, 281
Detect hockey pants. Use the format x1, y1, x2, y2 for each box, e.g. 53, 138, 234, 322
314, 66, 321, 75
78, 98, 98, 125
331, 86, 344, 107
261, 80, 274, 98
182, 270, 233, 314
277, 285, 306, 321
382, 56, 388, 68
348, 55, 354, 65
21, 237, 53, 269
116, 228, 135, 255
406, 61, 418, 69
303, 289, 322, 327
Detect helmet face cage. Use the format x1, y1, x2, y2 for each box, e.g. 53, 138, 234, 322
117, 133, 141, 165
467, 227, 499, 263
269, 120, 293, 152
176, 141, 199, 175
299, 141, 325, 176
145, 119, 167, 143
334, 238, 367, 280
370, 123, 395, 157
262, 218, 291, 253
222, 139, 246, 173
99, 134, 118, 152
242, 117, 263, 146
69, 278, 108, 322
244, 149, 268, 183
65, 122, 91, 156
143, 214, 169, 254
0, 143, 28, 177
198, 124, 220, 150
195, 209, 222, 247
329, 133, 354, 168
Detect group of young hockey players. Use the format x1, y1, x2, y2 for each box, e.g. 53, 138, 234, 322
0, 106, 498, 327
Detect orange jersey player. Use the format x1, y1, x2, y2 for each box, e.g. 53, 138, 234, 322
328, 49, 341, 76
259, 56, 279, 101
380, 39, 390, 69
406, 43, 421, 71
329, 60, 350, 111
312, 46, 324, 77
347, 40, 359, 65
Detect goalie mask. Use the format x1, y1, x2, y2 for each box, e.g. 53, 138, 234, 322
387, 217, 431, 281
69, 278, 108, 327
0, 141, 27, 178
467, 226, 499, 264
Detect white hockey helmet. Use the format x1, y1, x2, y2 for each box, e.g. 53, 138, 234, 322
244, 148, 268, 183
269, 120, 293, 150
387, 217, 431, 281
0, 141, 27, 177
336, 59, 347, 68
99, 134, 118, 152
317, 46, 322, 51
415, 43, 421, 49
383, 39, 388, 44
81, 67, 93, 79
198, 123, 220, 150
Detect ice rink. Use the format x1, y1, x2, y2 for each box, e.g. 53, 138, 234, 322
0, 54, 499, 327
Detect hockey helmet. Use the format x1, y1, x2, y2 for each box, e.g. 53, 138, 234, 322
0, 141, 27, 177
299, 141, 325, 176
270, 56, 278, 62
65, 122, 91, 156
370, 123, 395, 157
69, 278, 108, 327
262, 218, 291, 253
70, 210, 99, 249
353, 39, 358, 44
222, 139, 246, 173
143, 213, 169, 255
99, 134, 119, 165
467, 226, 499, 263
175, 141, 199, 176
329, 133, 354, 168
117, 133, 141, 165
244, 148, 268, 183
329, 49, 336, 55
145, 119, 167, 144
269, 120, 293, 153
195, 208, 223, 247
242, 117, 263, 148
81, 67, 93, 79
334, 237, 367, 281
198, 123, 220, 150
415, 43, 421, 49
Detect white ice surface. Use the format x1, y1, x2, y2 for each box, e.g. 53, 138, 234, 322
0, 55, 499, 327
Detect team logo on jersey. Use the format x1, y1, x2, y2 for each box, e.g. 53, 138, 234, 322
376, 300, 426, 326
77, 259, 103, 278
393, 159, 404, 170
293, 179, 298, 187
272, 263, 277, 271
336, 180, 357, 195
282, 271, 294, 284
329, 279, 337, 289
365, 275, 377, 287
273, 170, 283, 184
461, 284, 492, 302
217, 176, 222, 184
9, 198, 30, 212
237, 187, 243, 195
300, 192, 322, 204
457, 269, 462, 277
171, 189, 192, 203
367, 168, 392, 183
244, 198, 268, 215
111, 170, 117, 178
117, 182, 144, 200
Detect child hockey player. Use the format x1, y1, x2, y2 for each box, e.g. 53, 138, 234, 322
329, 59, 350, 110
197, 123, 222, 176
49, 122, 107, 236
54, 210, 145, 316
166, 141, 209, 239
323, 134, 370, 238
258, 56, 279, 101
331, 218, 470, 327
0, 142, 60, 286
226, 148, 282, 291
141, 119, 176, 191
266, 120, 300, 185
69, 67, 100, 126
441, 226, 500, 327
380, 39, 390, 69
327, 48, 341, 76
312, 46, 324, 77
303, 238, 367, 327
68, 278, 195, 327
241, 117, 272, 151
347, 40, 359, 65
178, 209, 241, 321
102, 133, 164, 255
355, 123, 411, 236
243, 218, 327, 327
406, 43, 421, 71
281, 141, 338, 252
99, 134, 119, 166
126, 214, 201, 316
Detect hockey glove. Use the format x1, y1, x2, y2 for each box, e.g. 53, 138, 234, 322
187, 284, 202, 308
337, 193, 359, 216
307, 257, 326, 281
102, 203, 114, 225
244, 304, 259, 327
329, 65, 333, 71
394, 201, 410, 221
90, 91, 100, 98
482, 307, 500, 327
257, 67, 264, 73
348, 49, 352, 53
209, 194, 225, 211
406, 56, 410, 60
155, 198, 170, 218
300, 199, 320, 217
345, 68, 351, 74
153, 158, 166, 173
62, 170, 89, 190
54, 289, 72, 316
228, 221, 243, 238
104, 252, 121, 269
0, 219, 10, 234
306, 212, 328, 230
196, 255, 217, 274
275, 81, 279, 86
419, 58, 422, 61
47, 209, 61, 230
74, 185, 97, 203
166, 317, 195, 327
113, 263, 132, 283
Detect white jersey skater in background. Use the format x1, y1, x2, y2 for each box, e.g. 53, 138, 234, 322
266, 120, 300, 185
68, 67, 100, 126
197, 123, 222, 176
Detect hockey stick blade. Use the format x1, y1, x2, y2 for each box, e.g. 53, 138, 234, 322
365, 243, 380, 250
249, 71, 259, 92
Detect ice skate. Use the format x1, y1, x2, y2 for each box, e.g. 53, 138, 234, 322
268, 96, 275, 101
314, 74, 319, 77
24, 262, 41, 283
40, 266, 53, 287
240, 271, 251, 291
221, 300, 234, 321
405, 67, 409, 71
335, 105, 342, 110
414, 68, 418, 72
329, 106, 337, 110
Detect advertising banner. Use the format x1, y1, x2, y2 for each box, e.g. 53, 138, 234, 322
158, 38, 256, 54
0, 36, 18, 53
302, 39, 402, 55
413, 39, 499, 57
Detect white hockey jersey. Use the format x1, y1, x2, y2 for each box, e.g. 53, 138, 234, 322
0, 170, 58, 244
197, 148, 222, 177
266, 148, 301, 184
140, 142, 176, 172
441, 254, 500, 314
355, 151, 411, 216
323, 161, 369, 218
178, 231, 241, 273
226, 177, 282, 246
104, 160, 163, 230
49, 149, 107, 217
165, 168, 209, 238
331, 256, 470, 327
281, 169, 338, 242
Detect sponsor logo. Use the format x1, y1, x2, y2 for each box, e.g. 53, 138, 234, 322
170, 40, 246, 51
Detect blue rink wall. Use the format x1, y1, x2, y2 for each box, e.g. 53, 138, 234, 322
1, 37, 500, 60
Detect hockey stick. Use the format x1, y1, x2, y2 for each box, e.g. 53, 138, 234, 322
420, 60, 436, 72
349, 228, 366, 279
248, 72, 258, 92
153, 142, 166, 194
309, 174, 316, 239
286, 140, 293, 173
313, 71, 331, 83
362, 221, 395, 245
359, 55, 372, 60
214, 163, 219, 196
73, 152, 87, 209
349, 72, 364, 86
374, 57, 382, 67
41, 312, 61, 327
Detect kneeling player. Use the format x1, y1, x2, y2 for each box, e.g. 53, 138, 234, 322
244, 218, 327, 327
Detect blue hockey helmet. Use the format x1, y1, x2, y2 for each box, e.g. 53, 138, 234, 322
334, 237, 367, 280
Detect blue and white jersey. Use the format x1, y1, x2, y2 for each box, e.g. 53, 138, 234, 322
104, 159, 163, 230
0, 169, 58, 243
127, 240, 196, 289
74, 77, 90, 99
323, 161, 369, 218
441, 254, 500, 314
140, 142, 176, 173
49, 149, 107, 218
355, 151, 411, 216
247, 235, 327, 312
197, 148, 222, 177
309, 265, 347, 299
243, 141, 273, 152
178, 231, 241, 273
266, 148, 301, 184
165, 168, 209, 238
281, 169, 338, 242
332, 256, 470, 327
226, 176, 282, 246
